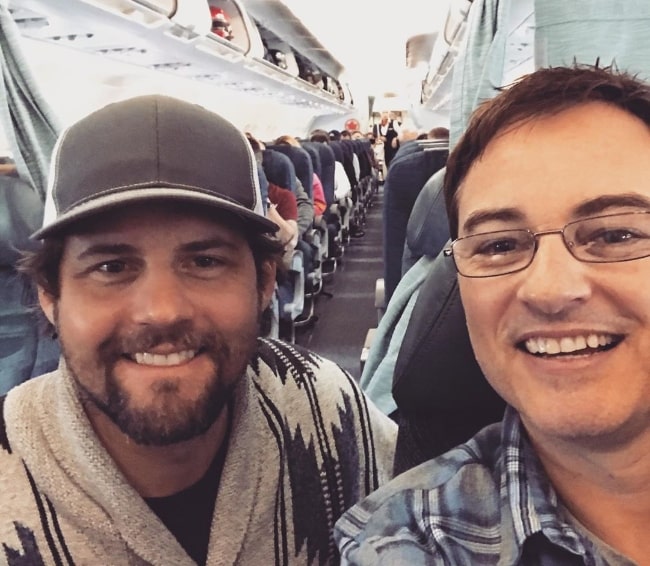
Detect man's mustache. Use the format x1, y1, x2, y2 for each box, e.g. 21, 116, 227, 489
98, 320, 216, 358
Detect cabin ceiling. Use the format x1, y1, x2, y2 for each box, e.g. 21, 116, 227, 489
272, 0, 452, 97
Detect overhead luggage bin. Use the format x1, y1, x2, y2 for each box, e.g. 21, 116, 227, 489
8, 0, 353, 114
420, 0, 472, 111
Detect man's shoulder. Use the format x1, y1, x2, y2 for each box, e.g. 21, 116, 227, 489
250, 338, 396, 447
335, 423, 504, 557
1, 371, 58, 456
0, 392, 37, 505
349, 423, 503, 512
252, 338, 355, 389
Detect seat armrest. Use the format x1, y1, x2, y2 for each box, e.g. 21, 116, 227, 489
375, 278, 386, 324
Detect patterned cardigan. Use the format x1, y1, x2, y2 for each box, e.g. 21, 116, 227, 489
0, 339, 397, 566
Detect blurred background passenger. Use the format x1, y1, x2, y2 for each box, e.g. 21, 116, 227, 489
372, 111, 401, 167
0, 157, 59, 395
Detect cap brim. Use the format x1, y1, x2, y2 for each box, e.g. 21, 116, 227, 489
32, 187, 278, 239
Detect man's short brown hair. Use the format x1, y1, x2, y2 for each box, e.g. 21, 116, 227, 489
444, 64, 650, 238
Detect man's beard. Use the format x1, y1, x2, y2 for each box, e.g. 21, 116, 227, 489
56, 308, 262, 446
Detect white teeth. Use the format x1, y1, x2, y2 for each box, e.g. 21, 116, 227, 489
546, 339, 561, 355
524, 334, 614, 355
574, 335, 587, 350
133, 350, 197, 366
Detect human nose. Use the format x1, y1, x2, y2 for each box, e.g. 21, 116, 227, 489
129, 267, 194, 325
515, 233, 592, 316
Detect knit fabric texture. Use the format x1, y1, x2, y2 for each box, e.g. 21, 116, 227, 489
0, 338, 396, 565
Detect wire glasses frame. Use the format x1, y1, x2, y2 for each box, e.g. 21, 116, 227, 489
443, 211, 650, 278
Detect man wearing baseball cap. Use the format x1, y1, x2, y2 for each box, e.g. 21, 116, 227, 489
0, 95, 396, 565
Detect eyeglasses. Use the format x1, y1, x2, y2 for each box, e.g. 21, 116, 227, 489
443, 211, 650, 278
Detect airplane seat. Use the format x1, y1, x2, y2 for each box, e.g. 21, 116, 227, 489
360, 165, 447, 413
339, 139, 360, 207
348, 140, 367, 216
355, 140, 372, 179
302, 141, 335, 207
301, 143, 322, 182
262, 144, 329, 278
328, 140, 356, 242
277, 249, 306, 343
260, 150, 320, 325
389, 139, 421, 164
266, 144, 313, 200
353, 140, 373, 211
362, 139, 380, 203
303, 140, 344, 265
336, 140, 358, 188
303, 141, 345, 254
382, 147, 448, 306
261, 149, 296, 193
391, 249, 506, 475
401, 167, 450, 276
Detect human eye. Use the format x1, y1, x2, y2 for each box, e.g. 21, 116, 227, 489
86, 259, 138, 284
469, 232, 528, 257
192, 255, 224, 269
181, 254, 228, 277
574, 215, 650, 259
96, 260, 128, 273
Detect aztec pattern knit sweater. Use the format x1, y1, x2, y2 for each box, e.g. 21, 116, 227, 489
0, 339, 397, 566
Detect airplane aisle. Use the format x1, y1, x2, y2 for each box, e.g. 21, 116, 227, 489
296, 188, 384, 380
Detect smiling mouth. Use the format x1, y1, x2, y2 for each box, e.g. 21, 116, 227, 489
518, 334, 623, 357
124, 349, 200, 367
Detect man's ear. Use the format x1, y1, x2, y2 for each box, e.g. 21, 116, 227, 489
37, 286, 56, 326
259, 259, 277, 310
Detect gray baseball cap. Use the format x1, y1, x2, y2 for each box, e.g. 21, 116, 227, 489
34, 94, 278, 239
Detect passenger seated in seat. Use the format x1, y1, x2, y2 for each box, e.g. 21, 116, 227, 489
427, 126, 450, 140
0, 95, 397, 565
0, 160, 60, 395
310, 129, 352, 202
274, 134, 327, 215
336, 65, 650, 565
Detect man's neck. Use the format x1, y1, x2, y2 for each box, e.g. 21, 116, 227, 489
88, 406, 230, 498
527, 424, 650, 565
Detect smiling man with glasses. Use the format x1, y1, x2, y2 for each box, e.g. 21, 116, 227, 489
336, 65, 650, 565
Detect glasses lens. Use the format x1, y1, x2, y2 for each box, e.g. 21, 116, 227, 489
453, 230, 535, 277
567, 212, 650, 262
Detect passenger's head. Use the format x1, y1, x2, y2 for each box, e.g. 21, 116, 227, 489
328, 130, 341, 141
310, 129, 330, 144
22, 95, 283, 446
274, 134, 301, 147
428, 126, 449, 140
245, 132, 264, 164
444, 65, 650, 446
444, 65, 650, 238
398, 119, 419, 143
340, 130, 352, 140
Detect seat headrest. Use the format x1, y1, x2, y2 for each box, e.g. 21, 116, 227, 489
301, 143, 321, 179
262, 149, 296, 193
267, 144, 313, 198
391, 249, 506, 472
392, 250, 503, 416
405, 167, 449, 259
